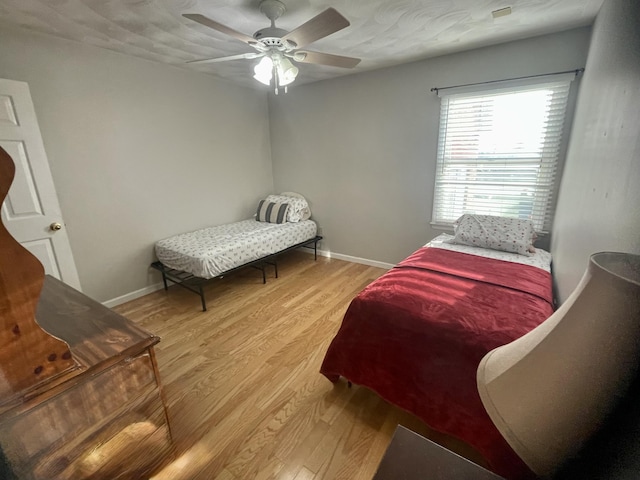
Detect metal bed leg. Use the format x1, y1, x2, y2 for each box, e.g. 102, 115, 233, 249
152, 236, 323, 311
263, 261, 278, 279
199, 285, 207, 312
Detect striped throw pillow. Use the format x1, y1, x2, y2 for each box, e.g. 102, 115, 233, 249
256, 200, 290, 224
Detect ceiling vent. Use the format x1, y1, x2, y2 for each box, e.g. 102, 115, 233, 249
492, 7, 512, 18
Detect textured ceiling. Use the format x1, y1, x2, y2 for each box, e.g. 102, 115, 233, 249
0, 0, 603, 89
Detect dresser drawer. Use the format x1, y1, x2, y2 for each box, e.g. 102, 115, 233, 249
0, 352, 172, 479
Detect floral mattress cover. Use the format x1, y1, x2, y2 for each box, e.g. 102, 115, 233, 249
155, 219, 317, 279
427, 233, 552, 272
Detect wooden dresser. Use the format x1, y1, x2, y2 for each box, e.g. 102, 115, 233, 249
0, 146, 173, 479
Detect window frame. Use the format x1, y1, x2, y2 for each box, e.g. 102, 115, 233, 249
431, 73, 576, 234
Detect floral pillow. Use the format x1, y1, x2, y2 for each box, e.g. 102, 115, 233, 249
448, 214, 537, 256
265, 194, 310, 222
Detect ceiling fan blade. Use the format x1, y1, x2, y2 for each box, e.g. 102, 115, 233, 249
183, 13, 257, 46
186, 52, 264, 65
295, 50, 360, 68
281, 8, 349, 49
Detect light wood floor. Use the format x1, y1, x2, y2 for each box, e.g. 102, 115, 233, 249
114, 251, 486, 480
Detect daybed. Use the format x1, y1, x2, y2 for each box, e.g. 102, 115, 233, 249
320, 215, 555, 480
151, 193, 322, 310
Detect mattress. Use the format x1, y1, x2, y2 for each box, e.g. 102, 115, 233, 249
155, 219, 317, 279
426, 232, 552, 272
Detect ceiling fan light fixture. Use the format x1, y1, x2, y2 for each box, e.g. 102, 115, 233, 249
277, 56, 299, 86
254, 52, 298, 93
184, 4, 359, 93
253, 55, 273, 85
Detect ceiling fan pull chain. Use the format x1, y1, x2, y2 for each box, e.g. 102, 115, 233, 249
274, 62, 279, 95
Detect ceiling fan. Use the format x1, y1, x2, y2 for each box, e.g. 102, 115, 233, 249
183, 0, 361, 94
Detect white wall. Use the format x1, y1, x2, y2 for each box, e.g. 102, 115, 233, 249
269, 28, 592, 265
551, 0, 640, 303
0, 23, 273, 303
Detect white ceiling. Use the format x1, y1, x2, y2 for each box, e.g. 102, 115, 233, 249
0, 0, 603, 89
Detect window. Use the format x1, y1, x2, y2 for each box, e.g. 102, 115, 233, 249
431, 74, 575, 233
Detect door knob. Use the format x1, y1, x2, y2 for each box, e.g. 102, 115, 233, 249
50, 222, 62, 231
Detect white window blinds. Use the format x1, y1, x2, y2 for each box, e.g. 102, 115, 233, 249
431, 74, 575, 233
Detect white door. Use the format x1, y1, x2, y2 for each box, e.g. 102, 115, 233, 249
0, 78, 81, 290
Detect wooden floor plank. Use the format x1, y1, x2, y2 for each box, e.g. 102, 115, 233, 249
113, 251, 488, 479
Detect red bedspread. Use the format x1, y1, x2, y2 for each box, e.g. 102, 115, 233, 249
320, 247, 554, 479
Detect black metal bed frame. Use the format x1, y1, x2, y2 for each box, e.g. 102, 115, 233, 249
150, 235, 323, 311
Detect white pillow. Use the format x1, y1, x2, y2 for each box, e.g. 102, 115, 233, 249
265, 193, 310, 222
279, 192, 312, 221
448, 214, 537, 256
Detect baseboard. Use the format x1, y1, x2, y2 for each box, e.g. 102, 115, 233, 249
303, 248, 395, 270
104, 250, 393, 308
103, 282, 165, 308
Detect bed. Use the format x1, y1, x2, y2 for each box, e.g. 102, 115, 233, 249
320, 216, 555, 480
151, 193, 322, 311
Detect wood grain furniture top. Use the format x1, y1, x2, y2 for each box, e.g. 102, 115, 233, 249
37, 275, 160, 369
